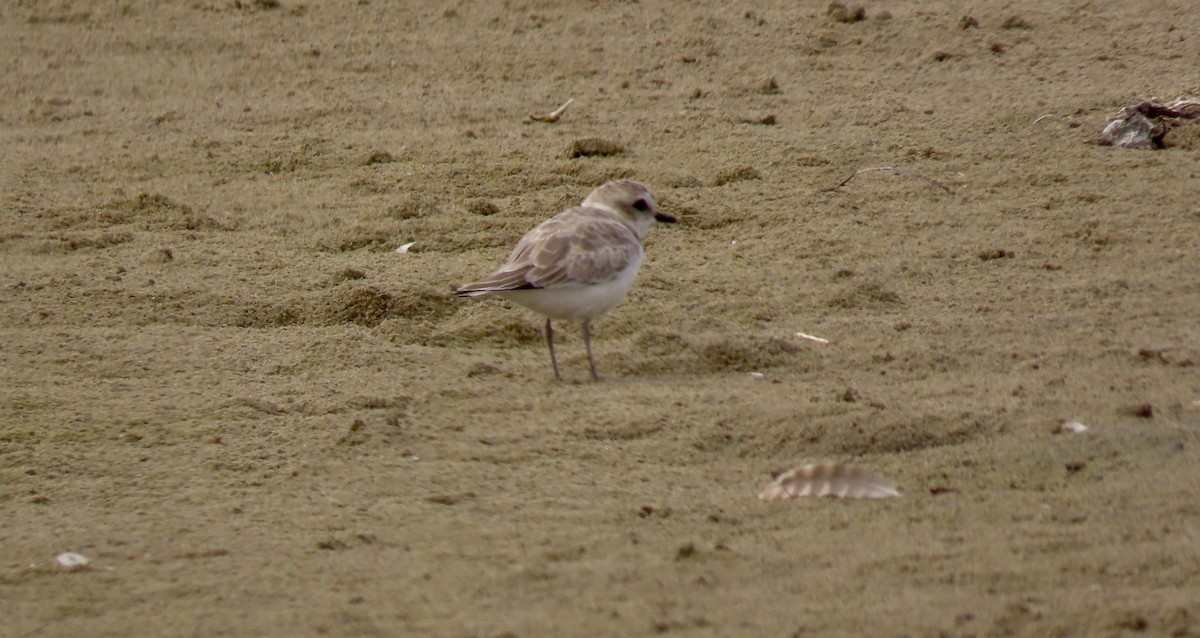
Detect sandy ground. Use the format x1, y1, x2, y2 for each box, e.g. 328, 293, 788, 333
3, 1, 1200, 636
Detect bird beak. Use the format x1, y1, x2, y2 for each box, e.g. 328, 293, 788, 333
654, 212, 678, 223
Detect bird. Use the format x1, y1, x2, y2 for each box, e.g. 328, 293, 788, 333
455, 180, 677, 380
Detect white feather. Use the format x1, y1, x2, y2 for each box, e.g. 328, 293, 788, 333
759, 463, 900, 500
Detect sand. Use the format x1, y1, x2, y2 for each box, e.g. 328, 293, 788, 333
3, 1, 1199, 636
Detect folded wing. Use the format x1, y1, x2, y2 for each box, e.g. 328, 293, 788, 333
456, 208, 640, 296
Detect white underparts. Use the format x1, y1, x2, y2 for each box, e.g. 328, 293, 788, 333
497, 252, 643, 320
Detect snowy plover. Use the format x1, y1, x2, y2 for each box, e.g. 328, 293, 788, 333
456, 180, 676, 380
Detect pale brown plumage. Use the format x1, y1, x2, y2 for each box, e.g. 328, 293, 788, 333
456, 180, 676, 380
455, 208, 641, 296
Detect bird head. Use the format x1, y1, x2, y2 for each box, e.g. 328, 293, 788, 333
582, 180, 677, 237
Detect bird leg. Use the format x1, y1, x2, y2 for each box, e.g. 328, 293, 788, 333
544, 318, 562, 381
582, 319, 599, 381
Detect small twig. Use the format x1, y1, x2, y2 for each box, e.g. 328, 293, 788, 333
817, 165, 954, 194
314, 486, 346, 508
530, 98, 574, 123
1032, 113, 1056, 125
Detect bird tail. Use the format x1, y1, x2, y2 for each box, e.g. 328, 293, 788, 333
455, 268, 535, 298
454, 285, 494, 298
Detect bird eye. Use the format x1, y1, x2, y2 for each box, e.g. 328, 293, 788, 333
632, 199, 649, 212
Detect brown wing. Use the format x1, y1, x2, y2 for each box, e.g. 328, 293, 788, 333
455, 207, 639, 296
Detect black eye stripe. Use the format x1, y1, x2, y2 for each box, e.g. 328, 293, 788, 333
632, 199, 649, 211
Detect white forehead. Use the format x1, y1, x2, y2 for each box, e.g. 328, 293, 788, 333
584, 180, 653, 207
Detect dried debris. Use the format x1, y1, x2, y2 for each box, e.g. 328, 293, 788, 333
362, 150, 396, 165
465, 199, 500, 216
827, 2, 866, 23
757, 77, 782, 95
979, 248, 1014, 261
712, 165, 761, 186
566, 138, 625, 158
759, 463, 900, 500
1001, 15, 1033, 30
1099, 97, 1200, 149
530, 98, 574, 123
1055, 420, 1089, 434
56, 552, 90, 571
739, 114, 777, 125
